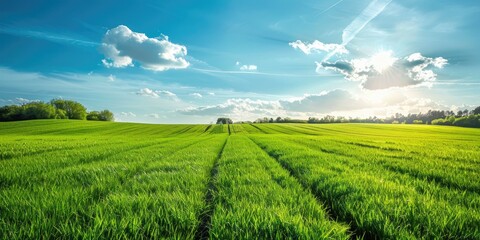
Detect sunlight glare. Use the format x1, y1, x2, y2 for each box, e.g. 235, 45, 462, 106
371, 50, 397, 73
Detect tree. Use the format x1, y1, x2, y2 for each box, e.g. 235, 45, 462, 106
0, 99, 113, 122
55, 108, 68, 119
98, 110, 114, 121
473, 106, 480, 115
216, 117, 232, 124
50, 99, 87, 120
87, 110, 114, 121
0, 105, 23, 121
413, 120, 423, 124
23, 102, 56, 120
86, 111, 100, 121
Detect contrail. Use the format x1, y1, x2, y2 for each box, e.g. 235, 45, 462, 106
323, 0, 393, 61
0, 25, 98, 47
342, 0, 392, 45
318, 0, 345, 15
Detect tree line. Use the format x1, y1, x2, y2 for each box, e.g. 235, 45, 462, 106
0, 99, 114, 122
249, 106, 480, 128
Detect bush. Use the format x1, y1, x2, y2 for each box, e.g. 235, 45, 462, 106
453, 115, 480, 128
88, 110, 114, 121
432, 115, 480, 128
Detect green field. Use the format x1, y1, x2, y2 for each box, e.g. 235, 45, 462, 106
1, 120, 479, 239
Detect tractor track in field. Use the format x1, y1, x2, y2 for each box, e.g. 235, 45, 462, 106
248, 137, 377, 240
0, 141, 166, 189
194, 136, 229, 240
2, 138, 212, 190
0, 142, 109, 161
70, 137, 217, 232
84, 137, 212, 203
285, 137, 480, 195
170, 125, 197, 135
248, 124, 268, 134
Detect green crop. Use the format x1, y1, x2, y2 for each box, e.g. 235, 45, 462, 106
1, 120, 479, 239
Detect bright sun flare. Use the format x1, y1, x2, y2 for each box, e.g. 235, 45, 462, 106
370, 50, 397, 73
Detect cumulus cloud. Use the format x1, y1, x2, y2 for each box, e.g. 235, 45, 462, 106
179, 98, 282, 117
16, 97, 41, 104
120, 112, 136, 117
177, 88, 462, 121
136, 88, 159, 98
157, 90, 177, 99
136, 88, 178, 100
190, 93, 202, 98
236, 61, 257, 71
318, 51, 447, 90
101, 25, 189, 71
179, 90, 374, 119
240, 65, 257, 71
0, 97, 42, 106
289, 40, 348, 55
280, 89, 371, 113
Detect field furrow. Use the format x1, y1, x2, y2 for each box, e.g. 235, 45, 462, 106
249, 134, 480, 239
208, 136, 350, 239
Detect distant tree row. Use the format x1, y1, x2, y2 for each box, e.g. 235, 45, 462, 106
248, 106, 480, 128
254, 117, 307, 123
0, 99, 114, 122
431, 114, 480, 128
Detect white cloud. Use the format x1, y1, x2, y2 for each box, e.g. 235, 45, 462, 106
405, 53, 448, 82
147, 113, 161, 119
157, 90, 177, 98
16, 98, 35, 104
101, 25, 189, 71
108, 74, 115, 82
289, 40, 348, 55
280, 89, 372, 113
177, 88, 470, 121
179, 91, 375, 120
208, 92, 215, 96
120, 112, 136, 117
239, 64, 257, 71
318, 51, 448, 90
179, 90, 376, 119
136, 88, 178, 100
136, 88, 159, 98
179, 98, 283, 118
190, 93, 202, 98
1, 97, 42, 105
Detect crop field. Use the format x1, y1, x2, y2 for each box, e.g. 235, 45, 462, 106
1, 120, 479, 239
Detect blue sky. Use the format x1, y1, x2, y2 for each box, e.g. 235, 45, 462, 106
1, 0, 479, 123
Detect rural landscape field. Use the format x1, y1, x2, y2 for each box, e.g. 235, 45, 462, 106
2, 0, 480, 239
1, 120, 479, 239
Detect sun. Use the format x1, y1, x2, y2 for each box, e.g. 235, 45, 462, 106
370, 50, 398, 73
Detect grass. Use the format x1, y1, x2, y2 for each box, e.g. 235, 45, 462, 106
1, 120, 479, 239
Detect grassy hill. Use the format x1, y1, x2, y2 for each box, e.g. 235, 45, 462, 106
1, 120, 479, 239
